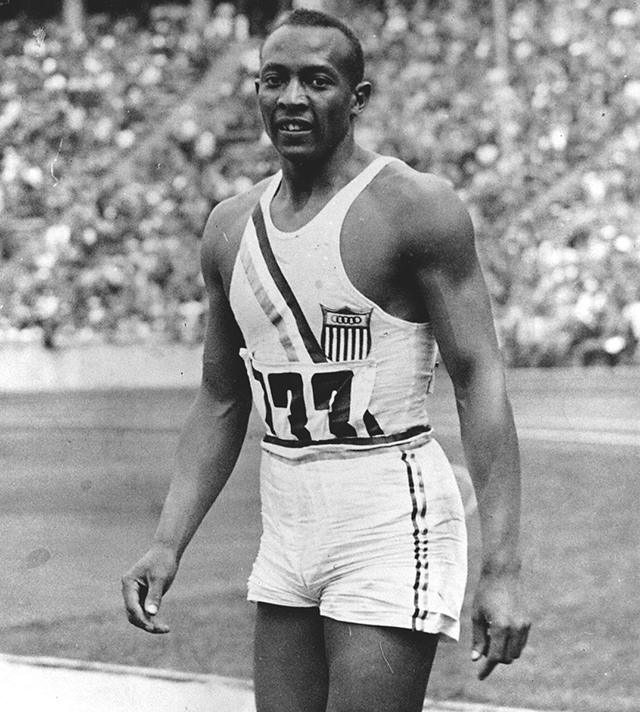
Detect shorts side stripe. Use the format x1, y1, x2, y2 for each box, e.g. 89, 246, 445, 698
403, 451, 429, 629
414, 455, 429, 622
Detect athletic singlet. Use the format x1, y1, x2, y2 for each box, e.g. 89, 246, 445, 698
228, 156, 438, 456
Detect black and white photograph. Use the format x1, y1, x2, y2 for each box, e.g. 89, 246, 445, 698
1, 1, 638, 711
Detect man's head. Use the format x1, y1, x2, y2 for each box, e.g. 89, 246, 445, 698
256, 9, 371, 164
262, 9, 365, 89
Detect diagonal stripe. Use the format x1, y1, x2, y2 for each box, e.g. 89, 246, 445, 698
239, 241, 298, 361
363, 409, 384, 436
252, 205, 327, 364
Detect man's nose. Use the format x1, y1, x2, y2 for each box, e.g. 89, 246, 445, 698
278, 78, 308, 107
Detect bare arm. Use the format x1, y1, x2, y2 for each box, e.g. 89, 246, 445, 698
406, 177, 530, 678
122, 208, 252, 633
153, 254, 252, 561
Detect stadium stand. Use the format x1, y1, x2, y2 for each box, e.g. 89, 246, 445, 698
0, 1, 639, 365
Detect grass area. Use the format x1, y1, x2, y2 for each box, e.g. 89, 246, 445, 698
0, 590, 255, 679
1, 372, 639, 711
431, 438, 640, 712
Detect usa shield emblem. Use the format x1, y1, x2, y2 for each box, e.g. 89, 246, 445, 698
321, 306, 373, 361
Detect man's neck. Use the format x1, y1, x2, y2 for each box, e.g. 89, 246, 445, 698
278, 140, 368, 207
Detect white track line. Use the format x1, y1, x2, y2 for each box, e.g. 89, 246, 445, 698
423, 701, 557, 712
435, 422, 640, 448
0, 655, 559, 712
517, 427, 640, 447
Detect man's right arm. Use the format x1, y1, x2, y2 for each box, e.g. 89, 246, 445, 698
122, 205, 253, 633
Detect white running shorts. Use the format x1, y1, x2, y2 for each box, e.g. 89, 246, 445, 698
247, 433, 468, 641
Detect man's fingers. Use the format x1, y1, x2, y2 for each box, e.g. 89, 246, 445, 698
471, 617, 489, 660
122, 575, 146, 624
507, 622, 531, 660
477, 624, 509, 680
486, 624, 510, 662
477, 657, 499, 681
477, 622, 531, 680
144, 576, 165, 617
144, 617, 170, 634
121, 573, 170, 634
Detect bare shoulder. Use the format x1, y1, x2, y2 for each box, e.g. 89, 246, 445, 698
371, 160, 476, 268
200, 177, 272, 285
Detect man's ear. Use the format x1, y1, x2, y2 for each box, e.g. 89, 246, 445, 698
352, 81, 372, 116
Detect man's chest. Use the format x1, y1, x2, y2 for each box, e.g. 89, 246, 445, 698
219, 192, 425, 324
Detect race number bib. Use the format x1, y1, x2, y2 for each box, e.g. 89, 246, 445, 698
240, 349, 378, 443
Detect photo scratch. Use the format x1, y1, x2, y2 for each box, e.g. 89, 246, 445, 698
50, 138, 63, 185
379, 642, 394, 674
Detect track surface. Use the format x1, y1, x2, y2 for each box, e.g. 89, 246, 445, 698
1, 367, 638, 710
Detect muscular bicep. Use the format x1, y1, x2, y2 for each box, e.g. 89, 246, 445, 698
202, 281, 248, 387
407, 185, 503, 387
200, 226, 250, 402
420, 258, 502, 384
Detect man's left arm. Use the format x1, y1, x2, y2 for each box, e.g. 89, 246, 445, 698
406, 177, 531, 680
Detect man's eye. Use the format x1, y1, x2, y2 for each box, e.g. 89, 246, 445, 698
262, 75, 283, 87
310, 77, 330, 88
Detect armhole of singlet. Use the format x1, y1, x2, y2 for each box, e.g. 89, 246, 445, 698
331, 159, 432, 331
325, 155, 400, 217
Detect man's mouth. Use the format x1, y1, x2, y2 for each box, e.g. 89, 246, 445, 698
277, 119, 312, 133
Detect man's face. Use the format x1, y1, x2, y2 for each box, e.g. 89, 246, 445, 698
256, 25, 360, 164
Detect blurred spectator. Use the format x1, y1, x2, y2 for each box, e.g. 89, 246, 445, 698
0, 2, 638, 365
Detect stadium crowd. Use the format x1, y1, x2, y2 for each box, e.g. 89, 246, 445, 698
1, 0, 639, 365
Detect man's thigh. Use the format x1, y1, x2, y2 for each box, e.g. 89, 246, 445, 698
324, 617, 439, 712
254, 603, 329, 712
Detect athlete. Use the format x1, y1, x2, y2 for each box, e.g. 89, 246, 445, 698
122, 9, 530, 711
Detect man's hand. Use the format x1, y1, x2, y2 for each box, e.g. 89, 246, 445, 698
471, 571, 531, 680
121, 544, 179, 634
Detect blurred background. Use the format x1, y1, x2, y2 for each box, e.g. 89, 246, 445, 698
1, 0, 639, 368
1, 3, 640, 711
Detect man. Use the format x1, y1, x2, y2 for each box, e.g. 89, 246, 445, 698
122, 9, 530, 711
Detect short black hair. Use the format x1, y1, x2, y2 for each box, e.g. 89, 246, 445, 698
263, 8, 365, 88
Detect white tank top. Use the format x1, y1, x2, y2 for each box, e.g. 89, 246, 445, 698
229, 156, 438, 457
